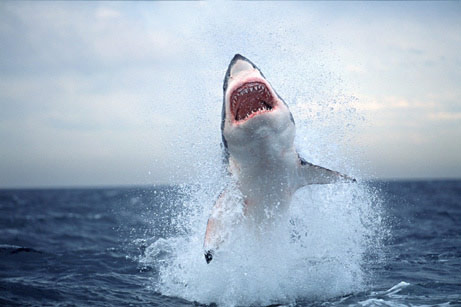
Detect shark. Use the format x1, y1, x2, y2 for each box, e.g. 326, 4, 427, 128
203, 54, 355, 263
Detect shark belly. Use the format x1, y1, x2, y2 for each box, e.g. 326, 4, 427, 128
233, 152, 298, 219
228, 114, 298, 220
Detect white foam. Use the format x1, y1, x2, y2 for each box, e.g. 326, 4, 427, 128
138, 177, 384, 306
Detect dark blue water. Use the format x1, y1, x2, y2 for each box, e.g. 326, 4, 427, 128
0, 180, 460, 306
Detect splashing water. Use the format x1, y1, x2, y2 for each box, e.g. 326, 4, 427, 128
136, 3, 386, 305
138, 70, 385, 306
139, 179, 384, 306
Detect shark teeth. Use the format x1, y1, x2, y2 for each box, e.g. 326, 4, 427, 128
230, 82, 274, 122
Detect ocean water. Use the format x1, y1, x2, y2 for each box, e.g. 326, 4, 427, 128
0, 180, 460, 306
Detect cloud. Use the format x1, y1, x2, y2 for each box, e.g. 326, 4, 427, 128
0, 1, 461, 186
354, 95, 438, 112
0, 2, 192, 76
95, 7, 121, 19
428, 112, 461, 121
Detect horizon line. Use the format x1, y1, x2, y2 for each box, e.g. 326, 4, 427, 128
1, 177, 461, 190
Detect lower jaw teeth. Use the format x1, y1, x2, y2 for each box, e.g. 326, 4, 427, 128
239, 108, 270, 121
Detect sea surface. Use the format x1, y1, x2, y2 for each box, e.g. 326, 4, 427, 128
0, 180, 460, 306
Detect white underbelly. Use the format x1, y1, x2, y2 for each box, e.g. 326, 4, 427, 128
236, 163, 296, 222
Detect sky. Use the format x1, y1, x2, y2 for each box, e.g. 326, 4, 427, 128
0, 1, 460, 188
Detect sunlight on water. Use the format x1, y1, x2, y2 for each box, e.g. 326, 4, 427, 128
138, 2, 386, 306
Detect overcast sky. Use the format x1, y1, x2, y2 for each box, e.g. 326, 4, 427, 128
0, 1, 460, 188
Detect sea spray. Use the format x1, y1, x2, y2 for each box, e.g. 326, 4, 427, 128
139, 91, 385, 305
138, 78, 385, 305
138, 176, 384, 306
138, 62, 385, 306
135, 3, 385, 303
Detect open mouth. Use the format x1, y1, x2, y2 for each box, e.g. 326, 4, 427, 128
230, 81, 274, 122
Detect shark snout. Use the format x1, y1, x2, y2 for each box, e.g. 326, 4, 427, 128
229, 57, 255, 78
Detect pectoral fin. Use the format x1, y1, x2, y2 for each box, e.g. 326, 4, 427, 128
203, 195, 226, 263
203, 188, 245, 263
297, 155, 356, 187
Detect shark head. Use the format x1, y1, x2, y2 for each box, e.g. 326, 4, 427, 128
221, 54, 295, 164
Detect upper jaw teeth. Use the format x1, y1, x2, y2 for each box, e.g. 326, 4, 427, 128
238, 84, 266, 94
231, 84, 270, 104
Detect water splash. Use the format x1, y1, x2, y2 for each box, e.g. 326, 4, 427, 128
137, 3, 385, 305
138, 178, 384, 306
138, 75, 385, 305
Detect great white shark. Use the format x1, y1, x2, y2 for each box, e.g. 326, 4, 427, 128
203, 54, 355, 263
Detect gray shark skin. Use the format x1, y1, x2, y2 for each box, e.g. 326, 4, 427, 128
204, 54, 355, 263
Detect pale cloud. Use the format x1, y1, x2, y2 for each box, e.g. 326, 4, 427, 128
354, 95, 438, 112
0, 1, 460, 187
428, 112, 461, 121
95, 7, 121, 19
0, 2, 191, 74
